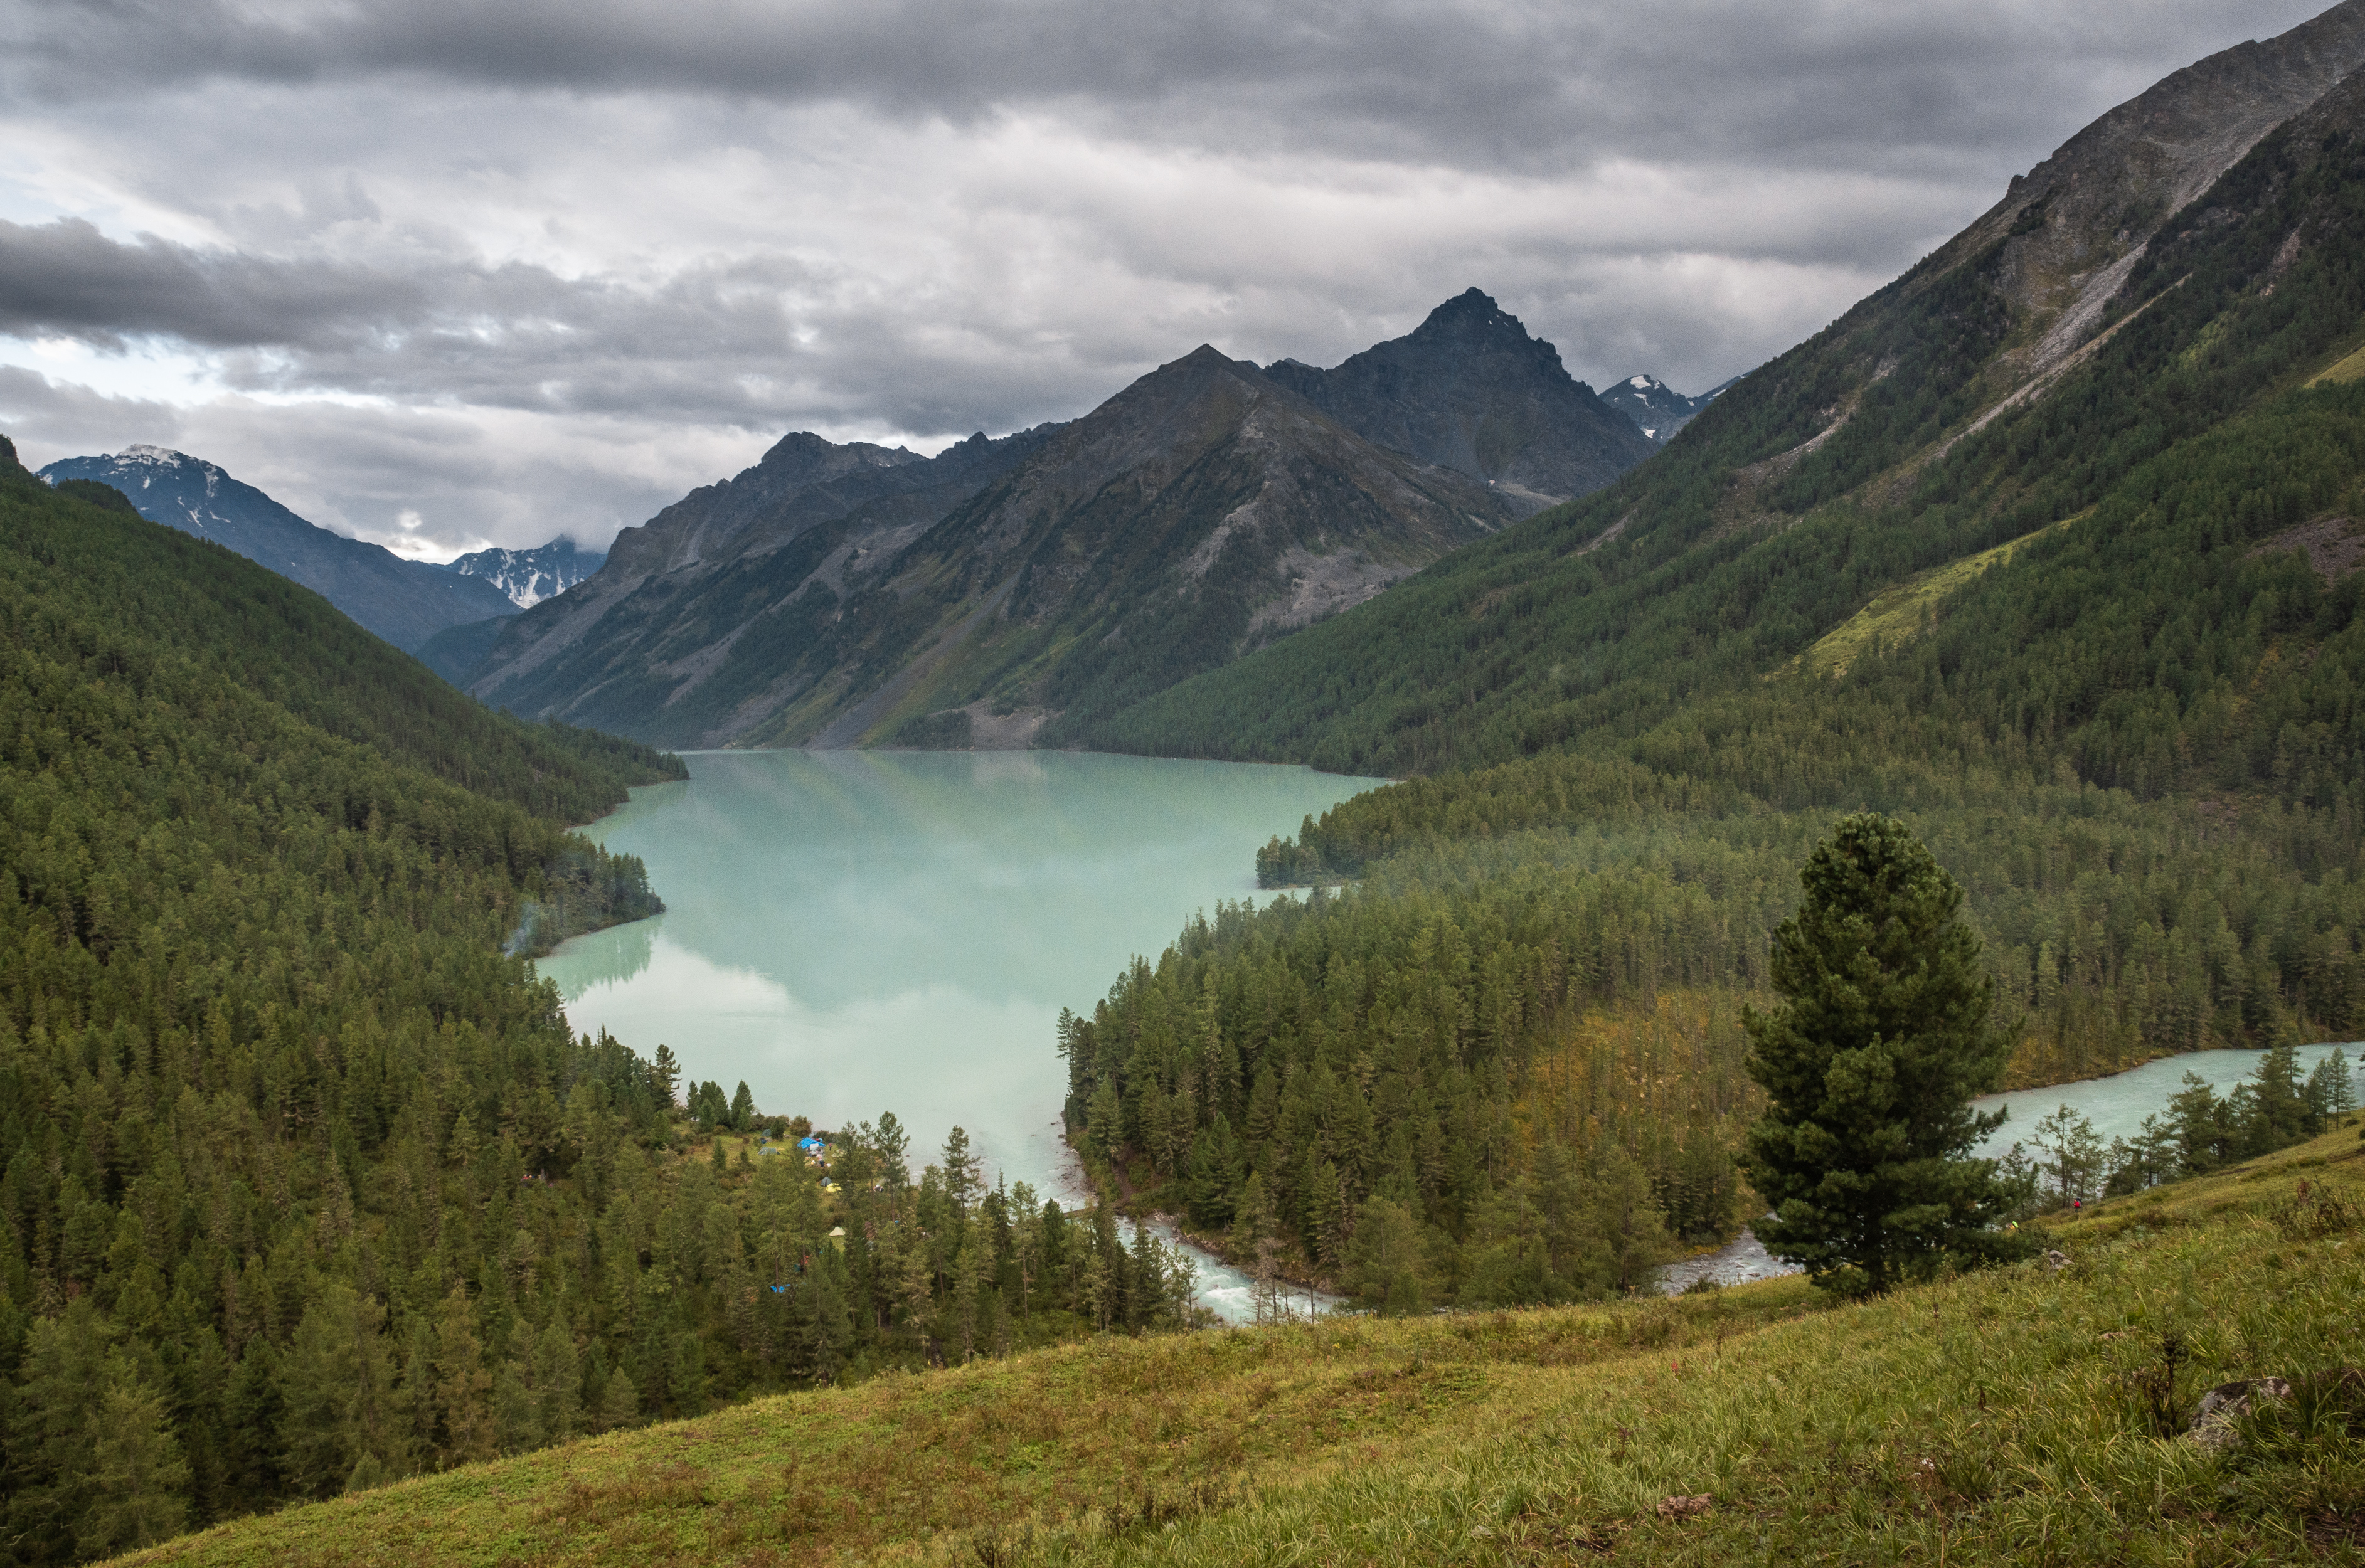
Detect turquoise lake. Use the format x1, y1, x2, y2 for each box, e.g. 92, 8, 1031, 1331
541, 748, 2361, 1307
536, 748, 1381, 1221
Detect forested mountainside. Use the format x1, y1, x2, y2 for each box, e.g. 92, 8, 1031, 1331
1259, 289, 1654, 509
36, 448, 518, 653
474, 347, 1517, 751
1055, 4, 2365, 1302
0, 446, 1227, 1560
102, 1128, 2365, 1568
0, 445, 693, 1556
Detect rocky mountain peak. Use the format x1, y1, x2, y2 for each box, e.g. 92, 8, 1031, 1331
438, 537, 607, 609
1406, 288, 1559, 359
1598, 374, 1724, 445
1259, 290, 1654, 507
117, 444, 201, 467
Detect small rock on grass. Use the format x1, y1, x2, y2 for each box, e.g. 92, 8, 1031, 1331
2188, 1366, 2365, 1454
2190, 1377, 2292, 1453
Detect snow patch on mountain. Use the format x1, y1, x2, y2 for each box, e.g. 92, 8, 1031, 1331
436, 539, 606, 609
1598, 374, 1730, 445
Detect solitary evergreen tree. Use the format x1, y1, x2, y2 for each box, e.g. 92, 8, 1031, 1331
1741, 813, 2024, 1293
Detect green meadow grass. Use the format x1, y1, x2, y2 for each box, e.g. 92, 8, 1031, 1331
1788, 516, 2081, 682
118, 1123, 2365, 1567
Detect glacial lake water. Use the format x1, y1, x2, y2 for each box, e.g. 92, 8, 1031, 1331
535, 748, 1381, 1320
539, 749, 2363, 1310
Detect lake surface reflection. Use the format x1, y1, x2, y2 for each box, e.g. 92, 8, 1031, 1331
537, 748, 1381, 1316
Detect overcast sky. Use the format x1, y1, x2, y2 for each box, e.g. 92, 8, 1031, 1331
0, 0, 2330, 558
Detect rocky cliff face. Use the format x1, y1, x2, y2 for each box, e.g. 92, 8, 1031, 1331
1261, 289, 1656, 511
35, 447, 516, 650
465, 424, 1056, 724
470, 348, 1515, 748
1914, 0, 2365, 393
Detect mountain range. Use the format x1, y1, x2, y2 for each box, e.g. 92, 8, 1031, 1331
461, 292, 1656, 746
35, 447, 518, 652
1080, 0, 2365, 773
9, 3, 2365, 1559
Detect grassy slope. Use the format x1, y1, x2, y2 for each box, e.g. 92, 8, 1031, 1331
119, 1120, 2365, 1567
1783, 515, 2078, 681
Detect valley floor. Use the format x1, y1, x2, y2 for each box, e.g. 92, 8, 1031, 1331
115, 1122, 2365, 1567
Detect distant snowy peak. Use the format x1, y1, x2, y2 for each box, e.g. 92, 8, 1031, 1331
1598, 374, 1728, 445
98, 445, 226, 509
34, 446, 518, 652
437, 538, 606, 609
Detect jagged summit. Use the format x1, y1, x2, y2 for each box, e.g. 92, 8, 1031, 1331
1260, 289, 1653, 509
437, 537, 606, 609
1407, 287, 1552, 349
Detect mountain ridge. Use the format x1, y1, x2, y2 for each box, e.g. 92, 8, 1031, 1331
463, 423, 1060, 711
35, 445, 518, 651
1072, 0, 2365, 775
468, 343, 1519, 749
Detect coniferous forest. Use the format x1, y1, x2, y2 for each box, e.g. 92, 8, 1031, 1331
16, 23, 2365, 1567
1055, 67, 2365, 1309
0, 447, 1203, 1561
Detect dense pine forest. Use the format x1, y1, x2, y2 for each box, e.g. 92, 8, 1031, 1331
1058, 67, 2365, 1305
0, 450, 1193, 1563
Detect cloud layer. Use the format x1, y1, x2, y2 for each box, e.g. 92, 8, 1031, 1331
0, 0, 2332, 554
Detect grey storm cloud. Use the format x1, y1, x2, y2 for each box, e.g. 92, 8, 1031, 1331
0, 217, 834, 422
0, 216, 428, 351
0, 0, 2339, 555
6, 0, 2330, 174
0, 363, 180, 448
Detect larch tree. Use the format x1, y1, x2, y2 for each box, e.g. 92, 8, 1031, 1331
1741, 813, 2026, 1293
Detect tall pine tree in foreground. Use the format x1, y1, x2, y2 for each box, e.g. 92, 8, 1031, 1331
1742, 813, 2026, 1293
